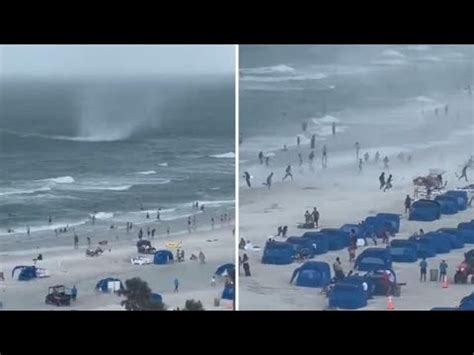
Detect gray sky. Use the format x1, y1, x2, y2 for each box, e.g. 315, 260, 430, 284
0, 45, 235, 78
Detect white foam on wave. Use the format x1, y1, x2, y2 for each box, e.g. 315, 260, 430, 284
241, 73, 327, 83
91, 212, 114, 219
40, 176, 75, 184
372, 58, 407, 66
100, 185, 132, 191
210, 152, 235, 159
0, 186, 51, 197
240, 64, 295, 75
158, 162, 168, 167
135, 170, 156, 175
413, 96, 435, 103
381, 49, 406, 59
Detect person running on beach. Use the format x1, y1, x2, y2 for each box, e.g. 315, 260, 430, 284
439, 260, 448, 282
282, 226, 288, 237
311, 134, 316, 149
211, 217, 215, 230
174, 278, 179, 292
282, 165, 293, 181
332, 122, 336, 136
199, 251, 206, 264
264, 172, 274, 189
364, 152, 369, 163
297, 135, 301, 146
156, 210, 160, 220
265, 156, 270, 167
354, 142, 360, 161
309, 150, 315, 170
383, 156, 389, 169
358, 158, 363, 173
87, 236, 91, 247
322, 145, 328, 168
74, 234, 79, 249
243, 171, 251, 188
384, 174, 393, 192
333, 257, 345, 280
457, 165, 469, 181
138, 228, 143, 240
298, 153, 303, 167
146, 212, 150, 219
187, 217, 192, 233
419, 258, 428, 282
312, 207, 320, 228
26, 226, 30, 236
258, 151, 264, 164
374, 151, 380, 163
147, 227, 150, 238
379, 172, 386, 190
404, 194, 412, 213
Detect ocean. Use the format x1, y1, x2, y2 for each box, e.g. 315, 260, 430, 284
239, 45, 473, 184
0, 76, 235, 234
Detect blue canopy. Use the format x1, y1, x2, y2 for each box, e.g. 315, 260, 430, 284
409, 235, 437, 258
215, 263, 235, 276
290, 261, 331, 288
355, 248, 392, 271
153, 250, 174, 265
459, 293, 474, 310
445, 190, 468, 210
424, 232, 452, 253
12, 266, 37, 281
388, 240, 418, 262
363, 216, 395, 237
329, 283, 367, 309
434, 195, 459, 215
435, 231, 464, 249
286, 237, 315, 258
458, 223, 474, 244
319, 228, 350, 250
95, 277, 124, 293
409, 200, 441, 221
301, 232, 329, 255
150, 293, 163, 305
261, 241, 294, 265
222, 285, 235, 300
375, 213, 401, 233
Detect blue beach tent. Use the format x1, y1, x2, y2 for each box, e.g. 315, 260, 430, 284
375, 213, 401, 233
434, 195, 459, 215
301, 232, 329, 255
215, 263, 235, 276
458, 223, 474, 244
388, 239, 418, 262
290, 261, 331, 288
319, 228, 350, 250
222, 284, 235, 300
424, 232, 451, 254
95, 278, 124, 293
150, 293, 163, 305
363, 216, 394, 237
329, 283, 367, 309
11, 266, 38, 281
437, 228, 465, 247
409, 200, 441, 221
408, 235, 437, 258
445, 190, 468, 210
458, 293, 474, 310
153, 250, 174, 265
261, 241, 294, 265
355, 248, 392, 271
286, 237, 315, 258
435, 230, 464, 249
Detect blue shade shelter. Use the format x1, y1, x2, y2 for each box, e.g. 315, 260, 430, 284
355, 248, 392, 271
409, 200, 441, 221
290, 262, 331, 288
153, 250, 174, 265
261, 241, 294, 265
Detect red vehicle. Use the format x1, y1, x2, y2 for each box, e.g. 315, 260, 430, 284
45, 285, 71, 306
454, 249, 474, 284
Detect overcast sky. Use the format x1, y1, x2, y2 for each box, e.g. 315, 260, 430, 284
0, 45, 235, 78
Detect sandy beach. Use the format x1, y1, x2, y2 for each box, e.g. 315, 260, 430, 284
0, 211, 235, 310
239, 90, 474, 310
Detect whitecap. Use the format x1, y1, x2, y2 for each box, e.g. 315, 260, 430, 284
210, 152, 235, 159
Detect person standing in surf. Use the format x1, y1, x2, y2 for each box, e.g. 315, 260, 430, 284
332, 122, 336, 136
354, 142, 360, 161
311, 134, 316, 149
322, 145, 328, 168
